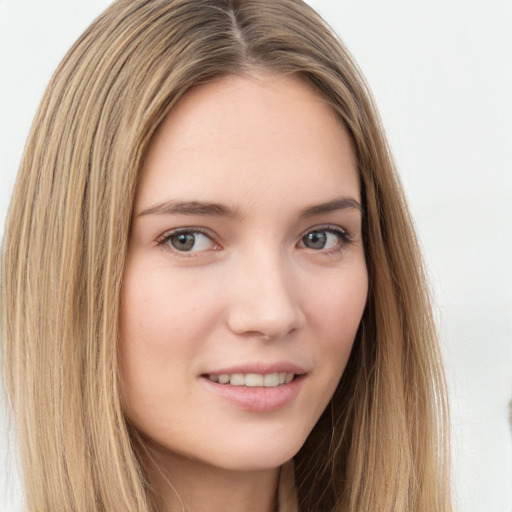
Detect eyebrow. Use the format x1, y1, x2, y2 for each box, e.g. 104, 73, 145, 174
138, 200, 239, 218
137, 196, 363, 219
299, 197, 363, 217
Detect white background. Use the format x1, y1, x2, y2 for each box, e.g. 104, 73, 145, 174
1, 1, 511, 511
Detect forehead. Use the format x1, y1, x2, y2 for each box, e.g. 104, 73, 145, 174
136, 72, 359, 212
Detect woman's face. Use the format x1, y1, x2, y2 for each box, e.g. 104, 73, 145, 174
119, 72, 368, 471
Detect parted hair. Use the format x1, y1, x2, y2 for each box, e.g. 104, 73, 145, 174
1, 0, 451, 510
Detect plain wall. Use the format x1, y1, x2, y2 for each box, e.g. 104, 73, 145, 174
1, 1, 511, 510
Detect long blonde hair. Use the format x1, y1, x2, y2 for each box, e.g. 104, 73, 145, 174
1, 0, 451, 510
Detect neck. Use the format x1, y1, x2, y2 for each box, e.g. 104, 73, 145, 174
140, 442, 280, 512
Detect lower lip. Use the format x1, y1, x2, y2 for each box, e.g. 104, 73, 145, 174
201, 375, 305, 412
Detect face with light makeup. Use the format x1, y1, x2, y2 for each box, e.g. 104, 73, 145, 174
119, 72, 368, 472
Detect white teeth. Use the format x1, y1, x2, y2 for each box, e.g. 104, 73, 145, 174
245, 374, 264, 387
263, 373, 279, 387
207, 372, 296, 387
218, 374, 230, 384
230, 374, 245, 386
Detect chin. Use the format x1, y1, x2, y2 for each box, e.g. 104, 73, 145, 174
218, 447, 298, 472
198, 426, 309, 472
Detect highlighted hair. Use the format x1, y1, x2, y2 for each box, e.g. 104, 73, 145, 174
1, 0, 451, 510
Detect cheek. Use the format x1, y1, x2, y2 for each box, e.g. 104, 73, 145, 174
311, 262, 368, 333
117, 263, 217, 419
119, 260, 222, 351
306, 264, 368, 375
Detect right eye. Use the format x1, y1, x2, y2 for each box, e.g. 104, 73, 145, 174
158, 229, 218, 253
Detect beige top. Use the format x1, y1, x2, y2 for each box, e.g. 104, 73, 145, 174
277, 460, 299, 512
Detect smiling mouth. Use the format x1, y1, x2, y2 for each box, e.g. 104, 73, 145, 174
204, 372, 296, 387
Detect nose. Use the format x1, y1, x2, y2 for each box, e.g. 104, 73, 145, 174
226, 249, 306, 340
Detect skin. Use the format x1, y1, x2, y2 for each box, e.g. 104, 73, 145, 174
119, 71, 368, 512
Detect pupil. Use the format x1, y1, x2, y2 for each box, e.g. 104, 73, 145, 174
171, 233, 195, 251
305, 231, 326, 249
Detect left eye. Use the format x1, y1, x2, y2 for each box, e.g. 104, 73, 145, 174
299, 229, 345, 251
161, 231, 216, 252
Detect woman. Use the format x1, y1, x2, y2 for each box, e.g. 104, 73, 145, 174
1, 0, 451, 511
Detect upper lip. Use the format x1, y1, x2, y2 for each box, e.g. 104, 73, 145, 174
203, 362, 308, 376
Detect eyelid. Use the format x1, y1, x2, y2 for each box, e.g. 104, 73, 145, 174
297, 224, 353, 251
154, 223, 353, 256
299, 224, 351, 239
156, 227, 220, 254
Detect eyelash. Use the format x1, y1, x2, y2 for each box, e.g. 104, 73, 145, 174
156, 227, 219, 255
156, 225, 353, 256
299, 224, 353, 255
